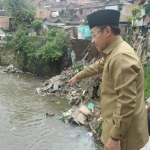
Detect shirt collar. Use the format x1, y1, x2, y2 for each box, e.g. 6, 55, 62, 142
102, 37, 123, 55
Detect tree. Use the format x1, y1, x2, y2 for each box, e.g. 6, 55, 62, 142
36, 28, 67, 63
125, 6, 141, 44
126, 6, 141, 28
31, 20, 43, 35
3, 0, 35, 26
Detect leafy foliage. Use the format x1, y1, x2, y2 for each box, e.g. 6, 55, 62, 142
5, 27, 67, 74
144, 65, 150, 100
5, 28, 37, 64
31, 20, 43, 35
126, 6, 141, 27
131, 6, 141, 16
95, 121, 102, 135
14, 29, 35, 58
72, 61, 84, 73
36, 28, 67, 63
125, 6, 141, 45
3, 0, 35, 26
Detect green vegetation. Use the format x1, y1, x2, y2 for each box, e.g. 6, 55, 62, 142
144, 65, 150, 100
3, 0, 35, 26
5, 27, 67, 73
31, 20, 43, 35
2, 0, 69, 76
36, 28, 67, 63
125, 6, 141, 44
72, 61, 84, 73
95, 121, 102, 135
131, 6, 141, 16
126, 6, 141, 27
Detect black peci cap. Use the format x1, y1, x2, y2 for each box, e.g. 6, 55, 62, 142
87, 9, 120, 29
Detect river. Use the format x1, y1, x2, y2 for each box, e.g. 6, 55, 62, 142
0, 71, 103, 150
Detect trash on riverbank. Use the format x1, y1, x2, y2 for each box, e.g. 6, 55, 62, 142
0, 64, 23, 74
36, 63, 102, 136
46, 112, 55, 117
146, 97, 150, 104
59, 103, 102, 137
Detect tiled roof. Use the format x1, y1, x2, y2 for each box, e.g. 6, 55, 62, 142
80, 2, 103, 9
68, 14, 86, 21
67, 3, 80, 8
49, 8, 66, 11
53, 18, 69, 23
0, 11, 11, 17
139, 0, 146, 5
44, 18, 57, 23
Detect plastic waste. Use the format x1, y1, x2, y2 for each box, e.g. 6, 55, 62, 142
86, 132, 93, 136
87, 103, 94, 110
62, 110, 72, 117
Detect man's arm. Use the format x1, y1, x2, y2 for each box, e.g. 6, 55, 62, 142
68, 58, 104, 85
77, 57, 105, 79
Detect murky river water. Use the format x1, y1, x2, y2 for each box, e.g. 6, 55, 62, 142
0, 71, 103, 150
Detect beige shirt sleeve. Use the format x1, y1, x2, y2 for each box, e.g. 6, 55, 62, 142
109, 53, 140, 140
77, 57, 105, 79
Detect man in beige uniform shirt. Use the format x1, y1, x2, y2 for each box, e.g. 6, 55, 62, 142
68, 10, 149, 150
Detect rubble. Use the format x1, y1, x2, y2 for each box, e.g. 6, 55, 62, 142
36, 68, 102, 137
0, 64, 23, 74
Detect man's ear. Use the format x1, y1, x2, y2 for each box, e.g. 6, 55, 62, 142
106, 26, 111, 37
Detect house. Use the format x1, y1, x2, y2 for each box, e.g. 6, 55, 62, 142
0, 11, 11, 30
56, 0, 67, 2
102, 1, 133, 37
63, 14, 88, 26
69, 14, 85, 22
0, 17, 10, 30
35, 8, 51, 20
46, 2, 67, 18
134, 0, 150, 35
56, 0, 92, 4
119, 4, 133, 35
67, 3, 81, 16
53, 18, 69, 23
38, 1, 55, 8
0, 0, 3, 10
80, 2, 103, 16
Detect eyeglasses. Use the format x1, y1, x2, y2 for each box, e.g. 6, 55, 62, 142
92, 29, 102, 39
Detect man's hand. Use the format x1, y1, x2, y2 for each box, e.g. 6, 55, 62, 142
146, 104, 150, 113
68, 75, 79, 85
106, 137, 121, 150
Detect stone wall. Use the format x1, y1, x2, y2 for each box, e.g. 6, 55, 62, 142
35, 8, 51, 19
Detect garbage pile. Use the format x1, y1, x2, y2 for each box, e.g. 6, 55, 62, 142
60, 103, 102, 135
0, 64, 23, 74
36, 69, 101, 100
36, 69, 102, 136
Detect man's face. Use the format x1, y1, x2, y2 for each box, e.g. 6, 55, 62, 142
91, 26, 110, 52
